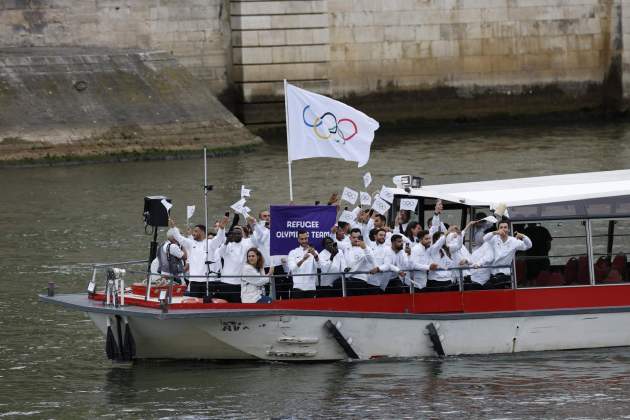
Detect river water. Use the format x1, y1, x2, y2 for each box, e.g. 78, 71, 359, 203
3, 122, 630, 418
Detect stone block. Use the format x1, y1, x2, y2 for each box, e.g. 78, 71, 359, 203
373, 11, 401, 26
330, 27, 354, 43
271, 44, 329, 63
481, 37, 515, 55
384, 26, 415, 41
232, 30, 260, 47
430, 40, 459, 57
258, 30, 287, 46
328, 0, 354, 12
312, 28, 330, 43
460, 39, 483, 55
382, 41, 403, 59
489, 55, 520, 72
233, 46, 273, 65
231, 1, 327, 16
355, 0, 385, 11
520, 53, 552, 71
381, 58, 414, 75
354, 26, 385, 42
516, 36, 540, 54
331, 11, 374, 27
231, 15, 272, 30
440, 23, 468, 40
462, 0, 507, 8
539, 35, 567, 53
462, 55, 492, 73
271, 13, 328, 29
232, 62, 329, 82
402, 41, 432, 59
415, 24, 441, 41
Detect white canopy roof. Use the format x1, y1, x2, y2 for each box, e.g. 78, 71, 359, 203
390, 169, 630, 207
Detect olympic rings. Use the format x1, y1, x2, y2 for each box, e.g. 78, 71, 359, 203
302, 105, 358, 143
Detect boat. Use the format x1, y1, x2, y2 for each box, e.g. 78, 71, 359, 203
40, 169, 630, 361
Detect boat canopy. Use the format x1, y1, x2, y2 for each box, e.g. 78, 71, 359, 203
389, 169, 630, 207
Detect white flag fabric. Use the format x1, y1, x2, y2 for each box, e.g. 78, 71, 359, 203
372, 197, 390, 215
161, 199, 172, 212
186, 205, 196, 220
379, 186, 395, 203
363, 172, 372, 188
400, 198, 418, 211
338, 210, 356, 224
483, 215, 498, 224
360, 191, 372, 206
241, 185, 251, 198
230, 198, 247, 215
285, 82, 379, 167
341, 186, 359, 205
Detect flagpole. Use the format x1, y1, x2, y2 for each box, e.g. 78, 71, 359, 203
284, 79, 294, 202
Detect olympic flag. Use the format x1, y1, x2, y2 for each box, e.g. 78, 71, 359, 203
285, 82, 379, 169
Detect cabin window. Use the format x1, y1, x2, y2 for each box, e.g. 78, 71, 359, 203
590, 219, 630, 284
513, 220, 589, 288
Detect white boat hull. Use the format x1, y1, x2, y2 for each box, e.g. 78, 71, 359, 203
88, 309, 630, 361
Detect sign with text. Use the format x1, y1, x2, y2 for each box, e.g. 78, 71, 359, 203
270, 205, 337, 255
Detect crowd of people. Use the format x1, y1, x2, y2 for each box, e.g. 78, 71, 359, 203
148, 198, 532, 304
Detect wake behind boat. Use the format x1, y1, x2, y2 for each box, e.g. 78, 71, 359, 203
41, 169, 630, 361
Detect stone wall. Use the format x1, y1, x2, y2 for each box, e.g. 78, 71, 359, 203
2, 0, 630, 127
0, 0, 230, 93
0, 47, 261, 162
233, 0, 630, 125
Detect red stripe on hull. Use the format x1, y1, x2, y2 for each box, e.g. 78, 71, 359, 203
92, 284, 630, 314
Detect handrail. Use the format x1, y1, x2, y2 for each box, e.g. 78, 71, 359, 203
90, 262, 514, 308
121, 264, 513, 280
84, 260, 149, 268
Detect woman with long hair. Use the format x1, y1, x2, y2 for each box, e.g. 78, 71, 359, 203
241, 247, 272, 303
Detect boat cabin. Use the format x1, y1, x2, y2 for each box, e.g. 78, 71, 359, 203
385, 170, 630, 289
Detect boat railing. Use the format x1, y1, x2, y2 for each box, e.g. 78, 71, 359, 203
87, 262, 514, 309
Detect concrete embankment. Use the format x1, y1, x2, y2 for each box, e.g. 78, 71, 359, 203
0, 47, 261, 166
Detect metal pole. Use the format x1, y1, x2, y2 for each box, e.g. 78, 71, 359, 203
586, 219, 595, 285
203, 147, 210, 294
270, 273, 277, 300
459, 267, 464, 292
145, 275, 152, 301
284, 79, 294, 202
341, 272, 347, 297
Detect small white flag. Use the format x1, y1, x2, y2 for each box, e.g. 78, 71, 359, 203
400, 198, 418, 212
483, 215, 498, 224
341, 187, 359, 205
372, 197, 390, 215
363, 172, 372, 188
186, 205, 196, 220
338, 210, 356, 224
161, 199, 173, 212
379, 186, 395, 203
360, 191, 372, 206
241, 185, 251, 198
230, 198, 247, 214
352, 207, 362, 218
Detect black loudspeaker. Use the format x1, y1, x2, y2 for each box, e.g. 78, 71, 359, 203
144, 196, 171, 227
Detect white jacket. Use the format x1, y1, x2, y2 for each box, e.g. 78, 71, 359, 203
174, 228, 226, 279
483, 233, 532, 275
215, 238, 254, 285
318, 249, 346, 287
240, 264, 268, 303
288, 246, 320, 291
